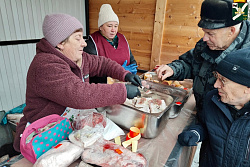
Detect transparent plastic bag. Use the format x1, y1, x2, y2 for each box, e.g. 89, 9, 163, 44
72, 110, 106, 130
33, 140, 83, 167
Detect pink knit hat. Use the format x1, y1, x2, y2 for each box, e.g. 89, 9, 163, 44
42, 13, 83, 47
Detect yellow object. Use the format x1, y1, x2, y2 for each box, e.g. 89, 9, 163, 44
233, 0, 246, 3
122, 127, 141, 152
115, 136, 121, 145
122, 133, 141, 148
129, 127, 140, 138
131, 140, 138, 152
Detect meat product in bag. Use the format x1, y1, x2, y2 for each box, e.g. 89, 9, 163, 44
73, 111, 106, 130
81, 139, 147, 167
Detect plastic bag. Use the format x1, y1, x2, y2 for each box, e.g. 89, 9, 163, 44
103, 118, 125, 140
72, 110, 106, 130
33, 140, 83, 167
69, 124, 104, 148
64, 108, 125, 141
81, 138, 147, 167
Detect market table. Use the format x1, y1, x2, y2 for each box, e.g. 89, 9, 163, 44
11, 94, 196, 167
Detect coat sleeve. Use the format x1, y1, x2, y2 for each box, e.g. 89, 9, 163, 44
84, 52, 129, 81
188, 90, 217, 141
33, 55, 128, 110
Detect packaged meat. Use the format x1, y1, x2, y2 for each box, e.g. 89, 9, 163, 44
33, 140, 83, 167
70, 118, 125, 147
81, 139, 147, 167
72, 111, 106, 130
69, 124, 104, 148
78, 161, 94, 167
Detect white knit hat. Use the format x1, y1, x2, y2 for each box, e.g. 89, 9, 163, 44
98, 4, 119, 28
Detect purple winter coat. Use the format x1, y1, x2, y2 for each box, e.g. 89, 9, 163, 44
14, 38, 129, 152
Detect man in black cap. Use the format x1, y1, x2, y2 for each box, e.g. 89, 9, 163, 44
178, 47, 250, 167
156, 0, 250, 113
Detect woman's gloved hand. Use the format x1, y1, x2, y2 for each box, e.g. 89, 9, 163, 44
125, 84, 141, 99
122, 60, 138, 74
178, 130, 200, 146
125, 73, 141, 86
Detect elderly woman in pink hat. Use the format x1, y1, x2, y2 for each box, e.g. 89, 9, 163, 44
84, 4, 138, 84
13, 13, 141, 152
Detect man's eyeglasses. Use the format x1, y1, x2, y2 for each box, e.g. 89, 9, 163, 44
213, 71, 226, 87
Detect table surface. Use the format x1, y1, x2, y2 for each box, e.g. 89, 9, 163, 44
11, 94, 196, 167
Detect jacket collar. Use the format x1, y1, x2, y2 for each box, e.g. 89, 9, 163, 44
215, 21, 250, 63
211, 93, 250, 122
37, 38, 81, 71
228, 101, 250, 119
211, 94, 234, 122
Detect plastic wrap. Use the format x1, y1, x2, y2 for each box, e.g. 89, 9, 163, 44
33, 140, 83, 167
81, 138, 147, 167
69, 109, 125, 148
72, 110, 106, 130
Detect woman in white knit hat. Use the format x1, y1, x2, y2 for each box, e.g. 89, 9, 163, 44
84, 4, 138, 84
14, 13, 141, 153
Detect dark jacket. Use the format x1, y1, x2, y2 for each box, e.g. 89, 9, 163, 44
189, 89, 250, 167
14, 38, 129, 152
167, 21, 250, 112
83, 31, 136, 84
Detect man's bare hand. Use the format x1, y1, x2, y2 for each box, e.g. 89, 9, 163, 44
155, 64, 174, 80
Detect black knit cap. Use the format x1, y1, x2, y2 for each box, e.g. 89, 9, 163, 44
216, 48, 250, 87
198, 0, 242, 29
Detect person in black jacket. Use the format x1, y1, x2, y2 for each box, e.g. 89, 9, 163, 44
155, 0, 250, 113
84, 4, 137, 84
178, 47, 250, 167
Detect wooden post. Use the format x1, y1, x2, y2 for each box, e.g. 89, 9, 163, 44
150, 0, 167, 69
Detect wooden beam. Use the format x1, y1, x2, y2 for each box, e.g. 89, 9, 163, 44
150, 0, 167, 69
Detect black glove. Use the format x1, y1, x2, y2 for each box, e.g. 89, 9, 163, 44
178, 131, 199, 146
125, 73, 141, 86
125, 84, 141, 99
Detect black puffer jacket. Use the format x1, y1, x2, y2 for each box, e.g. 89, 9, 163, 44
189, 89, 250, 167
167, 21, 250, 112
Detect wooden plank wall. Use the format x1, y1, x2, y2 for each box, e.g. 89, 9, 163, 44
161, 0, 204, 65
88, 0, 204, 71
